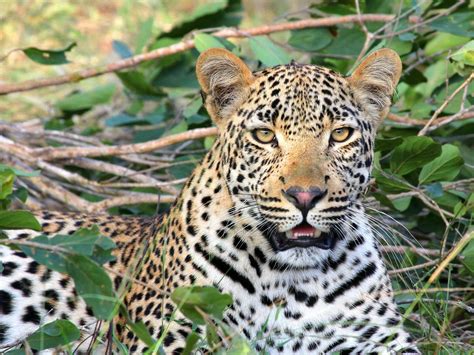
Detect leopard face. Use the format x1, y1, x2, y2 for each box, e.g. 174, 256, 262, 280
197, 48, 401, 266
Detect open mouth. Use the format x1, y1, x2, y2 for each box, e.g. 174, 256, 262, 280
265, 222, 337, 251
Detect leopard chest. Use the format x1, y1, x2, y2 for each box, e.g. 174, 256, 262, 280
192, 240, 395, 354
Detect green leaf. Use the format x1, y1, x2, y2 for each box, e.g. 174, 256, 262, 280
398, 33, 416, 41
288, 28, 332, 52
206, 324, 220, 348
194, 33, 226, 53
112, 40, 133, 59
387, 37, 412, 56
56, 84, 116, 111
454, 194, 474, 217
204, 136, 216, 150
322, 28, 365, 56
117, 70, 162, 96
178, 1, 228, 29
20, 235, 69, 273
186, 114, 209, 125
425, 183, 444, 198
171, 286, 232, 325
450, 40, 474, 68
419, 144, 464, 184
425, 33, 469, 56
0, 169, 15, 199
135, 17, 154, 54
372, 192, 395, 209
373, 169, 411, 193
249, 36, 291, 67
126, 320, 156, 347
428, 12, 474, 37
183, 97, 203, 118
434, 191, 462, 211
4, 349, 25, 355
225, 337, 256, 355
19, 227, 116, 273
0, 164, 39, 177
0, 210, 41, 230
375, 136, 403, 153
392, 196, 412, 212
164, 0, 241, 39
390, 136, 441, 176
410, 101, 434, 119
65, 254, 116, 319
163, 121, 188, 137
23, 42, 76, 65
461, 239, 474, 274
182, 332, 200, 355
419, 60, 456, 98
105, 114, 144, 127
434, 81, 474, 114
169, 155, 199, 179
26, 320, 80, 350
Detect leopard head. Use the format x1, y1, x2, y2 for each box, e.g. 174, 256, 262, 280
196, 48, 401, 263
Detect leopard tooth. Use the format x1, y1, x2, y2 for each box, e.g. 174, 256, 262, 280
294, 232, 314, 238
314, 229, 322, 238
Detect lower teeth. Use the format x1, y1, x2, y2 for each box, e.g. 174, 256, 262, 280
285, 230, 322, 239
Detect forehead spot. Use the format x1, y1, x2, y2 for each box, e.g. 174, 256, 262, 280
241, 64, 361, 136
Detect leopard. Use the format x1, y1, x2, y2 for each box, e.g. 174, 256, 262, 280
0, 48, 420, 354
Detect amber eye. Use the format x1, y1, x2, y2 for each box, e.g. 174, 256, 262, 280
252, 129, 276, 144
331, 127, 353, 142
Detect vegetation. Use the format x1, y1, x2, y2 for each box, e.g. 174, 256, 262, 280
0, 0, 473, 353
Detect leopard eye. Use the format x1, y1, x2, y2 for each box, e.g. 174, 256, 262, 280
252, 129, 276, 144
331, 127, 353, 143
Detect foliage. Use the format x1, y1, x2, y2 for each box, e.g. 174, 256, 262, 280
0, 0, 473, 353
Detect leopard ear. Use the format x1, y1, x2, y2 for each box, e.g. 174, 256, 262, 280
348, 48, 402, 122
196, 48, 254, 127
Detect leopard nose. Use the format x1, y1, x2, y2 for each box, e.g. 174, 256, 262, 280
282, 186, 327, 215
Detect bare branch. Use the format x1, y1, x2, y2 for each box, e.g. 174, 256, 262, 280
32, 127, 217, 160
88, 193, 174, 212
0, 14, 420, 95
418, 73, 474, 136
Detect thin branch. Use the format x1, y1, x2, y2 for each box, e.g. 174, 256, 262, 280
388, 260, 438, 275
418, 73, 474, 136
0, 14, 420, 95
353, 0, 373, 65
88, 194, 175, 212
381, 245, 441, 256
388, 110, 474, 131
67, 158, 180, 195
373, 0, 465, 40
32, 127, 218, 160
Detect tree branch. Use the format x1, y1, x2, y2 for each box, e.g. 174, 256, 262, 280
0, 14, 420, 95
32, 127, 218, 160
387, 111, 474, 131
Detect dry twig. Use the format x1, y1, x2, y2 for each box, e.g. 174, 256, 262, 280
418, 73, 474, 136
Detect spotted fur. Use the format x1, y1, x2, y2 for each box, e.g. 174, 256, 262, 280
0, 48, 419, 354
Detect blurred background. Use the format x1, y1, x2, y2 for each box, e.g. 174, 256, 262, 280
0, 0, 313, 120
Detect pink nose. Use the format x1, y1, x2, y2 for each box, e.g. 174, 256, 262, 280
294, 191, 315, 206
282, 186, 327, 214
